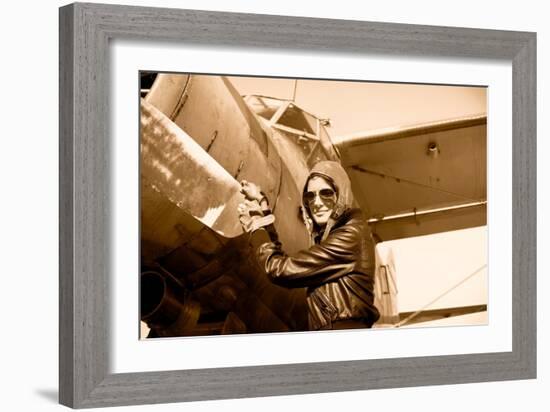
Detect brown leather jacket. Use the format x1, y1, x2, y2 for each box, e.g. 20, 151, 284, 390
255, 161, 380, 330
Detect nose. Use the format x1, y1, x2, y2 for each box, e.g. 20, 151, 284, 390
311, 193, 324, 209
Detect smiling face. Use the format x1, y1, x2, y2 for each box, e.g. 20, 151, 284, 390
305, 176, 337, 227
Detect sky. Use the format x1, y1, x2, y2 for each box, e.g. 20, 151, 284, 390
227, 76, 486, 137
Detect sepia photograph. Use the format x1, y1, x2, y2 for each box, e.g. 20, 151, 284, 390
139, 72, 487, 338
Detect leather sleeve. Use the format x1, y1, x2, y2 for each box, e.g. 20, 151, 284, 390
256, 224, 361, 288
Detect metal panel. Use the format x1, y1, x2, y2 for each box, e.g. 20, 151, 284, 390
341, 117, 487, 219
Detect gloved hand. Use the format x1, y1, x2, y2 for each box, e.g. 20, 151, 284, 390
238, 199, 275, 233
240, 180, 264, 203
240, 180, 270, 213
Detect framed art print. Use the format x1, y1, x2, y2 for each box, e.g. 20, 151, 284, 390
59, 3, 536, 408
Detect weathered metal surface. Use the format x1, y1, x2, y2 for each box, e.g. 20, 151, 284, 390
140, 271, 201, 337
145, 75, 275, 199
157, 234, 309, 331
145, 74, 312, 253
145, 73, 190, 118
141, 98, 245, 239
140, 75, 315, 336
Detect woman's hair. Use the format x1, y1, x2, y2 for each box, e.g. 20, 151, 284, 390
308, 173, 337, 192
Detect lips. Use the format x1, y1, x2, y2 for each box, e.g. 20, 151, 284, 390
313, 208, 330, 216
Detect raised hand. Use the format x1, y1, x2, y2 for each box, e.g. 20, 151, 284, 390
240, 180, 264, 203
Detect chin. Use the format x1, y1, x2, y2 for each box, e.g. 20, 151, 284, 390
313, 214, 331, 226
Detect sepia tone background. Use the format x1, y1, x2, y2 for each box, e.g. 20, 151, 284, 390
140, 73, 487, 338
228, 76, 486, 136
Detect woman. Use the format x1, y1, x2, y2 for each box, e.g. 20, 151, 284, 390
239, 161, 380, 331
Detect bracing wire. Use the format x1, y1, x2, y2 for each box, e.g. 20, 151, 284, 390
395, 264, 487, 328
352, 165, 482, 203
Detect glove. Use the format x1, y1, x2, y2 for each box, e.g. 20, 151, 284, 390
240, 180, 272, 212
240, 180, 264, 203
238, 199, 275, 233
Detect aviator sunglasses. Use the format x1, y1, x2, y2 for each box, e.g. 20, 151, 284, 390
304, 188, 336, 204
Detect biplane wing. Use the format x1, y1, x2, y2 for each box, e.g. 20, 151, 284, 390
335, 115, 487, 242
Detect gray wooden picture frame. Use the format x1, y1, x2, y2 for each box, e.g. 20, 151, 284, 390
59, 2, 536, 408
